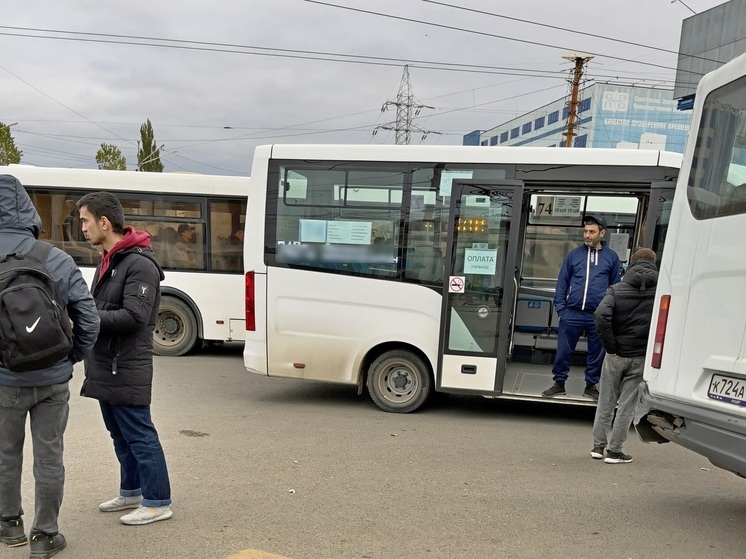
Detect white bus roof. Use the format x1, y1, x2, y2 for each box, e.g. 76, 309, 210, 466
0, 165, 250, 197
259, 144, 682, 169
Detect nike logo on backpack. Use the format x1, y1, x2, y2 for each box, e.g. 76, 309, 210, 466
26, 317, 42, 333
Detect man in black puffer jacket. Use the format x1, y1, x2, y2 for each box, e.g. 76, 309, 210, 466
77, 192, 172, 526
590, 248, 658, 464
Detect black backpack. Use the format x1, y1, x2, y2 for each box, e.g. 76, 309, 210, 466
0, 241, 74, 372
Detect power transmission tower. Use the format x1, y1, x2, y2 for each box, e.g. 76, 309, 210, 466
374, 65, 440, 144
562, 53, 594, 148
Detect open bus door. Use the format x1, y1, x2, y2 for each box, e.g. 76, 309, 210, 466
437, 181, 524, 395
643, 181, 677, 267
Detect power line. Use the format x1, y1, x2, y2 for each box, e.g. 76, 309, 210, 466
420, 0, 723, 66
299, 0, 702, 73
0, 25, 707, 85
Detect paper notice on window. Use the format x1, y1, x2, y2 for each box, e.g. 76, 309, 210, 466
464, 249, 497, 275
439, 170, 473, 197
326, 221, 372, 245
608, 233, 629, 261
299, 219, 327, 243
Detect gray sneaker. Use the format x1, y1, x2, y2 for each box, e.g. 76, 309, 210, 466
0, 517, 27, 547
120, 505, 173, 526
584, 384, 600, 401
99, 495, 142, 512
29, 532, 66, 559
542, 382, 566, 397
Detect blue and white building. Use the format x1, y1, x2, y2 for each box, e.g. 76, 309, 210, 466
463, 83, 693, 153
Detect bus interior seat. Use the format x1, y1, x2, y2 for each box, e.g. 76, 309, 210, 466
514, 297, 552, 333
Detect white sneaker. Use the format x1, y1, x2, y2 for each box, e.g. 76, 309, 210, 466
120, 505, 173, 526
99, 495, 142, 512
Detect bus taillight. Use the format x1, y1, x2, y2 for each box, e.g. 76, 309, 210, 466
651, 295, 670, 369
245, 271, 256, 331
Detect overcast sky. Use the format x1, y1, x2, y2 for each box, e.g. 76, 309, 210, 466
1, 0, 729, 175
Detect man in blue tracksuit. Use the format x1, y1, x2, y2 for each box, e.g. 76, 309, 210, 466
542, 215, 621, 400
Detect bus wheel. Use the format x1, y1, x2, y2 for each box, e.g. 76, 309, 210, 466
153, 296, 198, 357
367, 350, 432, 413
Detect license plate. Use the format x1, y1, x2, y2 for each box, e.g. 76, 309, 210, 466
707, 374, 746, 407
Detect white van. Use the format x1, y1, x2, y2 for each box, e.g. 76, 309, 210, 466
635, 52, 746, 478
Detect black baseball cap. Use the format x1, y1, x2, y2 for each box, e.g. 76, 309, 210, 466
178, 224, 195, 234
584, 214, 607, 230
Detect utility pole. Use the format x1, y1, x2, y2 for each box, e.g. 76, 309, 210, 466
374, 65, 439, 144
562, 53, 593, 148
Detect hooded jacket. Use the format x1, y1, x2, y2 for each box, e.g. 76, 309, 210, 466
81, 227, 165, 406
0, 174, 99, 387
554, 244, 621, 317
593, 259, 659, 357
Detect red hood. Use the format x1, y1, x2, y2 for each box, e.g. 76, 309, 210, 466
105, 226, 152, 256
99, 226, 152, 279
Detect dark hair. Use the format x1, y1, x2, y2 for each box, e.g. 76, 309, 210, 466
630, 248, 656, 263
76, 191, 125, 234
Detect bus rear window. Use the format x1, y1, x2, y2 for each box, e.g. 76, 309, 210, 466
687, 74, 746, 219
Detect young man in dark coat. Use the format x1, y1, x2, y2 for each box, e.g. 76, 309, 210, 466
77, 192, 172, 524
0, 175, 99, 558
591, 248, 658, 464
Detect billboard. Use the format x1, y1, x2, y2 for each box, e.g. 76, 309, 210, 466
592, 85, 692, 153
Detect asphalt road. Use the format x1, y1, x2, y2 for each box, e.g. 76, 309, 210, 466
4, 344, 745, 559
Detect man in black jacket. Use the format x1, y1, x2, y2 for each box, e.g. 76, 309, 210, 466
77, 192, 172, 525
590, 248, 658, 464
0, 175, 99, 558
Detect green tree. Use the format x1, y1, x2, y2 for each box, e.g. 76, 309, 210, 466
95, 143, 127, 170
137, 118, 163, 172
0, 122, 22, 165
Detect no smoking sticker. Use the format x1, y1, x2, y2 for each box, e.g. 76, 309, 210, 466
449, 276, 465, 293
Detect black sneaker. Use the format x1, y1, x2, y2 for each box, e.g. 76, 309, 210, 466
542, 382, 566, 397
0, 517, 27, 547
604, 450, 633, 464
584, 384, 599, 401
590, 446, 605, 460
30, 532, 66, 559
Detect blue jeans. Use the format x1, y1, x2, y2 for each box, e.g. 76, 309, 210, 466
551, 309, 605, 385
0, 382, 70, 535
592, 354, 645, 453
99, 403, 171, 507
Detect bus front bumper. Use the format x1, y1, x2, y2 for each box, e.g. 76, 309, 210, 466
635, 382, 746, 478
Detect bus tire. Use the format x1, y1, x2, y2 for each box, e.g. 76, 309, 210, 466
367, 350, 432, 413
153, 295, 199, 357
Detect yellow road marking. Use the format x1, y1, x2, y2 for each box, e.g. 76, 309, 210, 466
227, 550, 292, 559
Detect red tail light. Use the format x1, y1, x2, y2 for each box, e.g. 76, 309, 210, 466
245, 271, 256, 331
651, 295, 670, 369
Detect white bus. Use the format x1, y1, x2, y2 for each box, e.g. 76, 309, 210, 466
0, 165, 249, 356
244, 144, 681, 412
635, 53, 746, 478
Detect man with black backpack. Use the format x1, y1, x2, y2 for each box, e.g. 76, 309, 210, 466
0, 175, 99, 559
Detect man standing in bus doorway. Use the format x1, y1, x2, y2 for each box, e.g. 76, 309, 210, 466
0, 175, 99, 559
542, 215, 621, 400
591, 248, 658, 463
76, 192, 173, 525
